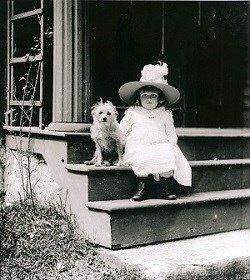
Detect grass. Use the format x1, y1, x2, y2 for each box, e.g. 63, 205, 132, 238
0, 199, 89, 279
0, 199, 144, 280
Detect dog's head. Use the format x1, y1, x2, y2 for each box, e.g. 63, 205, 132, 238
91, 100, 118, 124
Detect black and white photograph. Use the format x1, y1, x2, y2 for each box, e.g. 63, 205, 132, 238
0, 0, 249, 279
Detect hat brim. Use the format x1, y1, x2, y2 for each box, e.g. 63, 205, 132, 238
119, 81, 180, 106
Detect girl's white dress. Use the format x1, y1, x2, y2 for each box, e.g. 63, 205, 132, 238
119, 106, 192, 186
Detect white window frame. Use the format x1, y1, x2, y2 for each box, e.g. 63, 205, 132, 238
6, 0, 44, 129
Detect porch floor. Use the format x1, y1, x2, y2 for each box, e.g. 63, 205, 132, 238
98, 229, 250, 279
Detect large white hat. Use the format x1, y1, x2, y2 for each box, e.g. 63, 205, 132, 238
119, 62, 180, 106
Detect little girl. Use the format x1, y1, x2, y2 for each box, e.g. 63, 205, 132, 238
119, 62, 192, 201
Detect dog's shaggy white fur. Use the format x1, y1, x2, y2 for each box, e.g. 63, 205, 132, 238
85, 100, 125, 166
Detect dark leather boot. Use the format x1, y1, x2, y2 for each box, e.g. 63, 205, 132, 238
165, 192, 176, 200
131, 179, 146, 201
158, 177, 177, 200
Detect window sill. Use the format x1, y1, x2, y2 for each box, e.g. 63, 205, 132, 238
3, 126, 67, 138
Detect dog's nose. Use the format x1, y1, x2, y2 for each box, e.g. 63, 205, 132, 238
102, 117, 107, 122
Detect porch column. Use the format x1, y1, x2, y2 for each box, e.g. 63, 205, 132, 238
51, 0, 84, 125
243, 2, 250, 127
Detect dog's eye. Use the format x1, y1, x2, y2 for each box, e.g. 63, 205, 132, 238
107, 111, 111, 115
99, 111, 103, 115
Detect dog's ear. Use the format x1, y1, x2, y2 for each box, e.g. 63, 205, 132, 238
114, 108, 118, 116
106, 100, 116, 109
90, 103, 98, 118
91, 98, 104, 110
90, 103, 96, 110
90, 107, 95, 118
107, 100, 118, 116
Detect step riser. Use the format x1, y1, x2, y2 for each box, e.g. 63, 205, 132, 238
86, 165, 250, 201
178, 137, 250, 161
88, 170, 136, 201
106, 198, 250, 249
67, 136, 250, 164
67, 136, 95, 164
192, 164, 250, 192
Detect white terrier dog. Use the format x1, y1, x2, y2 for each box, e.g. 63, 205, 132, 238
85, 100, 125, 166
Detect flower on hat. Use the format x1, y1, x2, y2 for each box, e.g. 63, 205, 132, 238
140, 62, 168, 85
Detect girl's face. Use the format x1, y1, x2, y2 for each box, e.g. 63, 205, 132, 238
140, 91, 159, 110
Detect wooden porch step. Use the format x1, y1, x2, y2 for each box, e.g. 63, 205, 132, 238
84, 189, 250, 249
65, 128, 250, 164
86, 189, 250, 211
66, 158, 250, 171
65, 159, 250, 201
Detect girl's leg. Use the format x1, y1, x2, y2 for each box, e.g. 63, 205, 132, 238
131, 176, 148, 201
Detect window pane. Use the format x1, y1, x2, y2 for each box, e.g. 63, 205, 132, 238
13, 16, 41, 57
43, 1, 53, 126
9, 0, 53, 128
11, 106, 40, 127
13, 0, 41, 15
13, 62, 41, 101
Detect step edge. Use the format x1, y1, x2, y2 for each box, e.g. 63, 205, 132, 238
176, 128, 250, 137
65, 164, 132, 172
65, 158, 250, 172
86, 189, 250, 212
64, 128, 250, 138
189, 158, 250, 166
